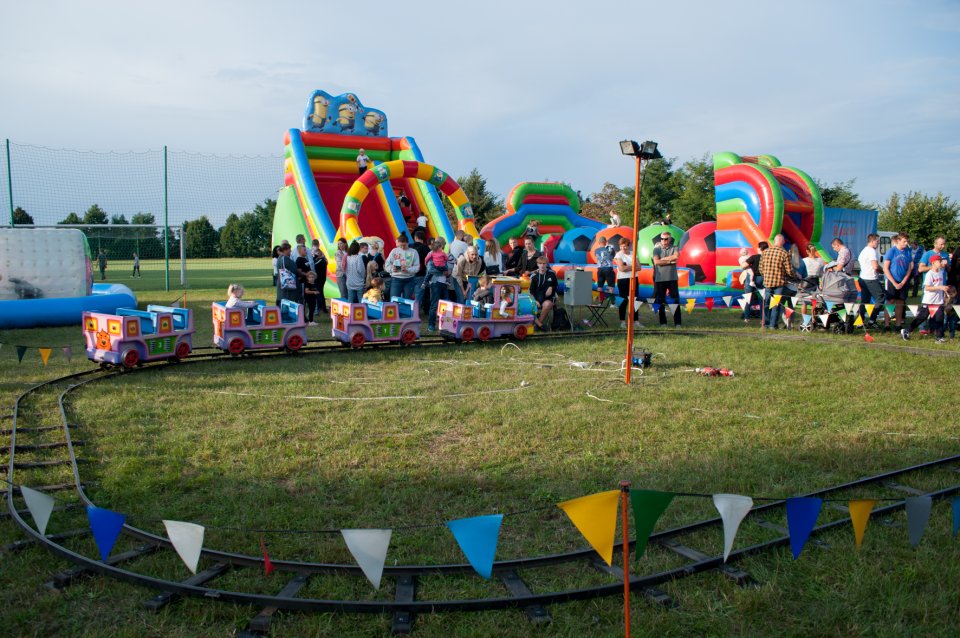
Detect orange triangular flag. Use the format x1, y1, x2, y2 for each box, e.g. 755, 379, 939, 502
849, 499, 876, 550
557, 490, 620, 565
38, 347, 52, 365
260, 536, 274, 576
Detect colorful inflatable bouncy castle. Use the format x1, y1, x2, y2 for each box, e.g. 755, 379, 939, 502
713, 152, 829, 285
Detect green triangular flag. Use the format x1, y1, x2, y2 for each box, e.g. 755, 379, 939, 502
630, 489, 675, 559
885, 304, 896, 317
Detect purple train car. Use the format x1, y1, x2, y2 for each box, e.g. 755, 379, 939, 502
437, 278, 535, 342
83, 305, 194, 368
212, 299, 307, 355
331, 297, 421, 348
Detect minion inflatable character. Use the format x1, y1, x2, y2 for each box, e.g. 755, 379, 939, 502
337, 94, 361, 133
310, 94, 329, 129
363, 111, 384, 136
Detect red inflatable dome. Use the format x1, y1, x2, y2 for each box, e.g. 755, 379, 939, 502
587, 226, 633, 263
677, 221, 717, 283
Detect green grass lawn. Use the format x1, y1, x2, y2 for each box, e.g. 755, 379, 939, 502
99, 257, 274, 294
1, 287, 958, 637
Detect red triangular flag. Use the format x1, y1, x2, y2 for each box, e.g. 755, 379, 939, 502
705, 297, 715, 311
864, 332, 874, 343
260, 536, 274, 576
784, 307, 794, 318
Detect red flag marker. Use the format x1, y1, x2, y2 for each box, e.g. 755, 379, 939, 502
864, 332, 874, 343
260, 536, 274, 576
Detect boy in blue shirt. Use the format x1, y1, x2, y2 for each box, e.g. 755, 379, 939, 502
593, 236, 616, 292
883, 233, 914, 329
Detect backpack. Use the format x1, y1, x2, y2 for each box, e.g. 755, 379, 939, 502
551, 307, 571, 331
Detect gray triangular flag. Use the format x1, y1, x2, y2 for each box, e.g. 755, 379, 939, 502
755, 287, 766, 298
905, 496, 932, 548
634, 299, 644, 311
163, 520, 205, 574
713, 494, 753, 562
342, 529, 392, 590
668, 303, 679, 314
21, 485, 55, 535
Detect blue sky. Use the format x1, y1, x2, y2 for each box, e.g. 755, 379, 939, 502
1, 0, 958, 225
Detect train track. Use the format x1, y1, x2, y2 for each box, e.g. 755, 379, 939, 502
5, 329, 960, 635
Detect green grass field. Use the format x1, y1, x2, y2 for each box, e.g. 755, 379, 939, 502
1, 281, 958, 637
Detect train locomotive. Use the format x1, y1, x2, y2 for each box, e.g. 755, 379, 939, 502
212, 299, 307, 355
83, 305, 194, 368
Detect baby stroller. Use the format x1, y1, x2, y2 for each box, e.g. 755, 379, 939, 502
814, 269, 860, 333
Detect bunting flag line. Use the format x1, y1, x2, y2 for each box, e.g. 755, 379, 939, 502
62, 346, 73, 362
20, 485, 56, 536
853, 315, 864, 327
825, 301, 835, 312
87, 505, 126, 561
926, 304, 940, 317
884, 303, 896, 317
849, 499, 876, 550
722, 295, 733, 307
447, 514, 503, 579
819, 314, 831, 327
164, 520, 205, 574
786, 497, 822, 559
768, 295, 781, 309
844, 302, 854, 314
630, 490, 675, 559
704, 297, 715, 311
38, 347, 52, 366
713, 494, 753, 562
905, 496, 932, 548
837, 309, 847, 320
260, 536, 274, 576
16, 345, 27, 363
802, 314, 812, 326
865, 304, 875, 317
737, 297, 748, 310
907, 304, 919, 317
342, 529, 392, 589
558, 490, 620, 566
784, 307, 794, 319
685, 299, 696, 313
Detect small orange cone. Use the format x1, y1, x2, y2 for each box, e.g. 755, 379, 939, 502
864, 332, 874, 343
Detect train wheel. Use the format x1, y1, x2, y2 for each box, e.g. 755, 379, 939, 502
478, 326, 492, 342
228, 338, 245, 355
286, 334, 304, 352
350, 331, 366, 348
174, 342, 191, 360
461, 327, 475, 343
400, 329, 417, 346
121, 348, 140, 369
514, 324, 528, 340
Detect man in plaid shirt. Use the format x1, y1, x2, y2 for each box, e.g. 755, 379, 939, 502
758, 234, 794, 329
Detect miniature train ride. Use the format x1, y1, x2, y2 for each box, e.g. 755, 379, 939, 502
83, 304, 195, 368
212, 299, 307, 355
330, 297, 421, 347
436, 277, 536, 342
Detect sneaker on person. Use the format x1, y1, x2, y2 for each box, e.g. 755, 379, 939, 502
620, 321, 627, 329
936, 337, 946, 344
634, 321, 642, 329
901, 329, 910, 341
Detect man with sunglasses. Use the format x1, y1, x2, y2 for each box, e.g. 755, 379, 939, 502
652, 231, 681, 327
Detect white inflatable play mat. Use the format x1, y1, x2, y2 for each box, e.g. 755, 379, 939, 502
0, 228, 91, 300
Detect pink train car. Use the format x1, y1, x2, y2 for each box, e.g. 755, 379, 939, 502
83, 305, 194, 368
331, 297, 421, 348
437, 278, 535, 342
212, 299, 307, 355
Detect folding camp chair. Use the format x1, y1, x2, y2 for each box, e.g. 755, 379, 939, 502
584, 292, 615, 327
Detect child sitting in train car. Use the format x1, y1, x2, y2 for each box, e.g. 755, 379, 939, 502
226, 283, 257, 322
363, 277, 385, 303
499, 285, 515, 315
473, 275, 494, 306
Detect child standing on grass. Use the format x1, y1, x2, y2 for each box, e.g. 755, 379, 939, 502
902, 254, 949, 343
132, 252, 141, 278
364, 277, 385, 303
303, 271, 322, 325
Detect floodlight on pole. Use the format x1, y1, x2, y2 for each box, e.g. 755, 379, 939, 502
621, 139, 660, 385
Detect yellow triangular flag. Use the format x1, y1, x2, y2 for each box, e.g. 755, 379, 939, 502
865, 304, 874, 316
769, 294, 782, 309
853, 315, 864, 327
686, 299, 696, 313
849, 499, 876, 550
557, 490, 620, 565
38, 348, 52, 365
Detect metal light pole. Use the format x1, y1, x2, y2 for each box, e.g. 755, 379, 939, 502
620, 141, 661, 385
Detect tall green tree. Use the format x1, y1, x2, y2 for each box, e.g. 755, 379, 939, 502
817, 178, 870, 209
669, 155, 715, 229
878, 192, 960, 248
637, 157, 676, 226
58, 212, 83, 224
83, 204, 109, 225
456, 168, 504, 230
219, 212, 270, 257
111, 214, 128, 225
12, 206, 33, 225
183, 216, 219, 258
580, 182, 634, 224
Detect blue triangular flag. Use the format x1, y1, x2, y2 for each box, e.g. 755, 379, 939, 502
446, 514, 503, 579
786, 497, 822, 559
87, 505, 126, 561
953, 497, 960, 537
652, 303, 661, 313
905, 496, 932, 548
16, 345, 28, 363
802, 314, 812, 326
825, 301, 835, 312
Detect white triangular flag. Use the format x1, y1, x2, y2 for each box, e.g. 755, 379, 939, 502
21, 485, 55, 535
955, 306, 960, 318
713, 494, 753, 562
851, 303, 860, 315
755, 287, 766, 299
634, 299, 644, 311
163, 520, 205, 574
342, 529, 392, 590
668, 303, 679, 314
737, 297, 748, 310
819, 314, 830, 327
646, 297, 656, 304
907, 304, 918, 317
721, 296, 731, 307
844, 302, 854, 313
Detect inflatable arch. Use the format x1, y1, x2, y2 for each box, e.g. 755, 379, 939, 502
339, 160, 478, 242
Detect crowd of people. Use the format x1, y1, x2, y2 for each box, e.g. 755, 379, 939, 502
254, 225, 957, 342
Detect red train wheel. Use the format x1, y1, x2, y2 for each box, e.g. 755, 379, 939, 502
514, 324, 528, 340
286, 334, 304, 352
228, 338, 245, 355
400, 329, 417, 346
350, 331, 366, 348
174, 342, 191, 360
478, 326, 492, 341
461, 327, 475, 343
121, 348, 140, 369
